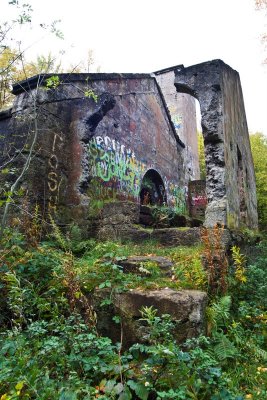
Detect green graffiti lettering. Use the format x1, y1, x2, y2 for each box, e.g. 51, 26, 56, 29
88, 135, 147, 199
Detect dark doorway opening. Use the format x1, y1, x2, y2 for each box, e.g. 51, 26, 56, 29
140, 169, 167, 206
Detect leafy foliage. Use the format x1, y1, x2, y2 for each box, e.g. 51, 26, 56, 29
231, 245, 247, 284
250, 132, 267, 229
207, 295, 232, 335
198, 131, 206, 179
45, 75, 61, 90
0, 228, 266, 399
201, 225, 229, 295
172, 246, 208, 290
0, 49, 63, 108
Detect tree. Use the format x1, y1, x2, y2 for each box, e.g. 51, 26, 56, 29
0, 49, 62, 109
250, 132, 267, 229
0, 0, 33, 48
0, 0, 63, 235
198, 132, 206, 179
0, 47, 18, 108
0, 1, 34, 107
0, 0, 64, 109
0, 1, 97, 235
67, 49, 101, 74
255, 0, 267, 64
255, 0, 267, 9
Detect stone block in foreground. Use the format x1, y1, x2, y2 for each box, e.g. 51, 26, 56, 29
93, 288, 207, 348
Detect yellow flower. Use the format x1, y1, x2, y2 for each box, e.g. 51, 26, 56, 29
257, 366, 267, 372
245, 394, 252, 399
15, 382, 24, 391
15, 381, 25, 396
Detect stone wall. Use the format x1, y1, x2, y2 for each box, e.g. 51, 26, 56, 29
0, 60, 258, 234
0, 73, 187, 233
221, 67, 258, 229
155, 67, 200, 182
174, 59, 258, 229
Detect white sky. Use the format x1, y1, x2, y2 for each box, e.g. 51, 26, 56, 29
2, 0, 267, 135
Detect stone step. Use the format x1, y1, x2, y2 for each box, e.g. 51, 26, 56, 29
96, 201, 203, 243
117, 255, 174, 276
139, 206, 203, 228
112, 226, 201, 246
93, 288, 207, 349
151, 227, 201, 246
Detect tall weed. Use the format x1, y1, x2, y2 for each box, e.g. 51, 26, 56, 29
201, 225, 229, 295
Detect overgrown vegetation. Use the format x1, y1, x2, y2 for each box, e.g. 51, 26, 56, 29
0, 224, 266, 399
0, 3, 266, 399
250, 132, 267, 230
198, 132, 206, 180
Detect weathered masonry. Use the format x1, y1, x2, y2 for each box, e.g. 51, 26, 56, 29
174, 60, 258, 229
0, 59, 258, 236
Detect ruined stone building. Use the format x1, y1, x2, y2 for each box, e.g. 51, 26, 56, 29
0, 59, 258, 238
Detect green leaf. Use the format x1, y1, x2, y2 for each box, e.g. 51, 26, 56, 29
103, 379, 116, 393
115, 256, 127, 261
100, 298, 112, 307
84, 89, 98, 102
99, 280, 112, 289
59, 390, 77, 400
114, 382, 124, 395
118, 386, 132, 400
45, 75, 60, 89
112, 315, 121, 324
127, 380, 149, 400
103, 252, 114, 258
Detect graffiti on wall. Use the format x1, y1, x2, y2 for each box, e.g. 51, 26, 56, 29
191, 195, 207, 207
188, 180, 207, 218
88, 135, 146, 200
168, 105, 183, 130
47, 132, 63, 213
172, 115, 183, 130
88, 134, 187, 214
167, 182, 186, 214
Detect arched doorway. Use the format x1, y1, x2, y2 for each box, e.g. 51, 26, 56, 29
140, 169, 167, 205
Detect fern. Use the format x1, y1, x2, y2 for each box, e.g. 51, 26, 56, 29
213, 333, 238, 361
207, 295, 232, 334
49, 215, 69, 251
3, 272, 25, 328
246, 341, 267, 361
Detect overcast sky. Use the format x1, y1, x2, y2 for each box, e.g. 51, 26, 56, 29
2, 0, 267, 135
